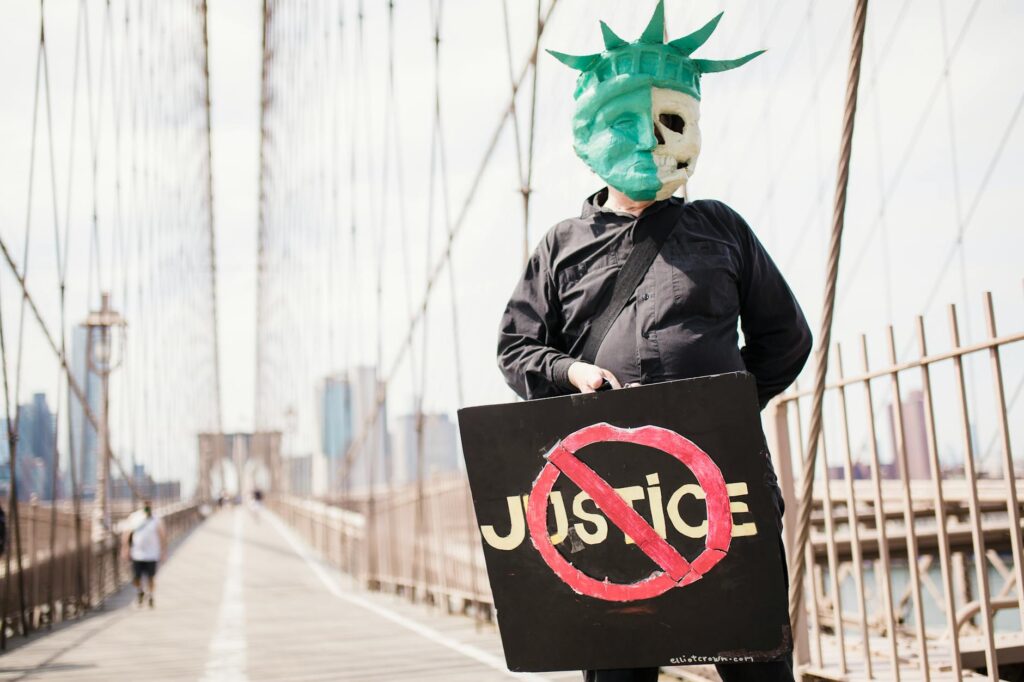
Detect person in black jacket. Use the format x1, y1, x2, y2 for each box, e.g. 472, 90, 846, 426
497, 4, 810, 681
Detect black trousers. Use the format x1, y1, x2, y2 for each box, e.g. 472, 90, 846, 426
582, 656, 794, 681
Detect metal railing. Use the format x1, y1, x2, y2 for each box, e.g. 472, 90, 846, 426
767, 290, 1023, 680
273, 474, 492, 616
0, 500, 205, 646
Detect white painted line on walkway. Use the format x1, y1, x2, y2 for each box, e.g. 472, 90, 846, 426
266, 510, 550, 681
202, 510, 248, 682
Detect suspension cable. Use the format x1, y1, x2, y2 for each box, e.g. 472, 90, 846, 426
787, 0, 869, 633
337, 0, 561, 486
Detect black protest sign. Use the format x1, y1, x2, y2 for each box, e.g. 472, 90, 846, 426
457, 372, 790, 672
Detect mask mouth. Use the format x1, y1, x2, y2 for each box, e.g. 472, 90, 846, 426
653, 153, 690, 173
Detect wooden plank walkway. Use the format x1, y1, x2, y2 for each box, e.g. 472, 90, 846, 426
0, 508, 585, 681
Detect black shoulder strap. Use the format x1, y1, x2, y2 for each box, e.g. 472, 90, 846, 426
580, 205, 678, 364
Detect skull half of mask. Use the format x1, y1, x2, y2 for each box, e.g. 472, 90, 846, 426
651, 87, 701, 200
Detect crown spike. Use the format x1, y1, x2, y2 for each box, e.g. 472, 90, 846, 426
667, 12, 723, 56
599, 21, 627, 50
694, 49, 766, 74
639, 0, 665, 44
546, 49, 601, 72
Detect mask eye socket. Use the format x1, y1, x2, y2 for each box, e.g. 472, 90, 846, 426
612, 115, 636, 132
658, 113, 685, 135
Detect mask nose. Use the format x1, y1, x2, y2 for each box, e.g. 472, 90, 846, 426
639, 117, 659, 150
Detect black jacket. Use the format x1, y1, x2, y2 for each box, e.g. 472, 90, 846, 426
497, 190, 812, 407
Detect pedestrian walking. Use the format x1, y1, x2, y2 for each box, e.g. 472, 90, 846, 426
121, 500, 167, 608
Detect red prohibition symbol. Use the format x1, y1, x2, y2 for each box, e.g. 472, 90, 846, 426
526, 423, 732, 602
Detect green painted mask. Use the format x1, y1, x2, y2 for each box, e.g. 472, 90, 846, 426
549, 1, 764, 201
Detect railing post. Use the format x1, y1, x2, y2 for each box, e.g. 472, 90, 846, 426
112, 533, 120, 591
29, 496, 39, 630
765, 398, 809, 667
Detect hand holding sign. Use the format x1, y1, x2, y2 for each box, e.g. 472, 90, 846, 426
568, 361, 621, 393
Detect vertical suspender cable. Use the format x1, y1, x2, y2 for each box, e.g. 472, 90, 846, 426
36, 0, 63, 630
521, 0, 542, 266
498, 0, 527, 265
411, 0, 436, 601
379, 0, 418, 595
255, 0, 270, 435
787, 0, 868, 633
358, 0, 381, 587
64, 0, 88, 616
431, 0, 479, 616
200, 0, 224, 448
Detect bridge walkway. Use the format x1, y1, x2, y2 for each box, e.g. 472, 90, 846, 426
0, 508, 583, 681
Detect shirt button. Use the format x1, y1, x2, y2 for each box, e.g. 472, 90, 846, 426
641, 293, 650, 301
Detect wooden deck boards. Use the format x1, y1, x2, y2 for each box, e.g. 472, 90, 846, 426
0, 508, 583, 681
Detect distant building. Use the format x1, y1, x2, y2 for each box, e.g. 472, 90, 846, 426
286, 454, 313, 496
108, 461, 181, 502
70, 325, 102, 498
827, 461, 874, 481
887, 389, 932, 480
390, 412, 458, 485
320, 377, 352, 459
14, 393, 57, 500
317, 367, 388, 493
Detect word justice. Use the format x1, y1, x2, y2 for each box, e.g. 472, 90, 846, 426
480, 473, 758, 551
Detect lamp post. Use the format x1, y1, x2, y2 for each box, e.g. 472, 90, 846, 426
83, 292, 126, 538
283, 406, 296, 494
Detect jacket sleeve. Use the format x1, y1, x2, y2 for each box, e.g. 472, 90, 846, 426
709, 202, 812, 408
497, 234, 577, 400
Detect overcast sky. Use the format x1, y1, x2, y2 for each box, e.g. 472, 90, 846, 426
1, 1, 1021, 484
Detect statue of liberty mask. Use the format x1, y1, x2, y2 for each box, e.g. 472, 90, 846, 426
549, 2, 764, 201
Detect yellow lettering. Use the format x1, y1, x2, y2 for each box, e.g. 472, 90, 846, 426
726, 482, 757, 537
667, 483, 707, 538
666, 481, 758, 538
487, 477, 760, 551
614, 486, 645, 544
480, 496, 525, 550
572, 492, 608, 544
520, 492, 568, 544
645, 473, 667, 539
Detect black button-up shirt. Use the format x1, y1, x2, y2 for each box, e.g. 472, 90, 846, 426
497, 190, 812, 407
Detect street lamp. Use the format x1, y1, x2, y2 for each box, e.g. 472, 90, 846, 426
83, 292, 127, 538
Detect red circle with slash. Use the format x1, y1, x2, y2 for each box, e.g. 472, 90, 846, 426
526, 423, 732, 602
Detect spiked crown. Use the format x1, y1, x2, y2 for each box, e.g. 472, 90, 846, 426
548, 1, 764, 101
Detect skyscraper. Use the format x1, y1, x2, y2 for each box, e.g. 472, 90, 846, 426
391, 412, 459, 485
888, 389, 932, 480
70, 324, 102, 497
317, 367, 388, 493
319, 374, 353, 487
321, 377, 352, 458
7, 393, 58, 500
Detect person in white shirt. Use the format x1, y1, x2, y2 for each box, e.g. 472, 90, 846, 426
121, 501, 167, 608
